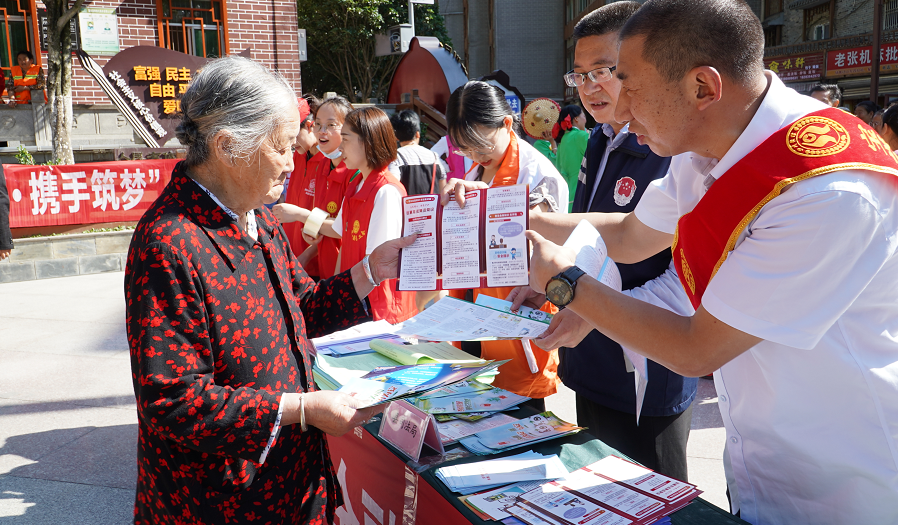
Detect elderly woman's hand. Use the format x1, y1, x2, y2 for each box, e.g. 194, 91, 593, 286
272, 203, 310, 224
439, 178, 489, 208
367, 233, 419, 282
283, 391, 383, 436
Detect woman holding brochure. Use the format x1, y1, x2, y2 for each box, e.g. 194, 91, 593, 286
442, 81, 569, 406
125, 57, 416, 524
274, 96, 355, 279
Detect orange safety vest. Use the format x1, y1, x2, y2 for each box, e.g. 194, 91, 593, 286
339, 166, 418, 324
673, 107, 898, 309
10, 65, 46, 104
450, 133, 560, 399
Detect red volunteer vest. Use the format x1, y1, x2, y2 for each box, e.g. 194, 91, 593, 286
339, 166, 418, 324
282, 151, 320, 275
673, 108, 898, 310
313, 156, 352, 279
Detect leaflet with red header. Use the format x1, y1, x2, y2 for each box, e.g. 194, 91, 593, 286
517, 456, 701, 525
397, 184, 529, 291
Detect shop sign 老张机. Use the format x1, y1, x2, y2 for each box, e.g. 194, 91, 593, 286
826, 44, 898, 78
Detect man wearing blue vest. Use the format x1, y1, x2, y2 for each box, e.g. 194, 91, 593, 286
548, 2, 697, 481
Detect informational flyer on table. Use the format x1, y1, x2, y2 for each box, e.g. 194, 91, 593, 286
391, 297, 549, 341
397, 185, 528, 291
484, 184, 529, 287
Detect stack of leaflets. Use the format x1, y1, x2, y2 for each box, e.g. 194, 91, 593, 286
311, 320, 408, 356
459, 412, 583, 456
313, 351, 400, 391
313, 339, 498, 391
415, 386, 530, 414
435, 412, 519, 446
337, 360, 508, 408
512, 456, 702, 525
436, 451, 568, 495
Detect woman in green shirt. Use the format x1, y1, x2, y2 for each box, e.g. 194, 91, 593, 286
553, 105, 589, 212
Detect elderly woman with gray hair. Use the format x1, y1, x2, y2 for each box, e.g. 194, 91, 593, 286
125, 57, 414, 524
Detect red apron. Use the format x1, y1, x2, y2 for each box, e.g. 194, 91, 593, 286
282, 151, 320, 275
313, 157, 353, 279
340, 167, 418, 324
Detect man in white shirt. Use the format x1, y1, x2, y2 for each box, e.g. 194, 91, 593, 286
517, 1, 898, 524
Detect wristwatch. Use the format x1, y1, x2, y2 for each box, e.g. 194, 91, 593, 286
545, 265, 587, 310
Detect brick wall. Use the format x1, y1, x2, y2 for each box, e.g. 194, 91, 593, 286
35, 0, 301, 105
228, 0, 302, 91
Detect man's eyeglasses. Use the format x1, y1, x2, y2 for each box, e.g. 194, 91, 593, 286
563, 66, 616, 88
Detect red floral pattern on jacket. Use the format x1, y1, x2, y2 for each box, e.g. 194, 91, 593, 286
125, 164, 371, 524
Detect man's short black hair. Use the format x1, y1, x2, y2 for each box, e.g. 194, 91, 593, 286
573, 1, 641, 41
810, 84, 842, 105
16, 49, 34, 61
620, 0, 765, 87
390, 110, 420, 143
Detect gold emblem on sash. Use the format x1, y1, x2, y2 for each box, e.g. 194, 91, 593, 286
352, 220, 360, 234
786, 116, 850, 157
679, 249, 696, 294
327, 201, 338, 215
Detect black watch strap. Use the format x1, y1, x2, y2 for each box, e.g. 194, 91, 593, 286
560, 265, 586, 284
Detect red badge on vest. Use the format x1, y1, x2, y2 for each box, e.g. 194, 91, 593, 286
614, 176, 636, 206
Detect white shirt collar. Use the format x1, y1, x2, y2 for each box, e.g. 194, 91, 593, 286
192, 178, 259, 241
706, 71, 827, 183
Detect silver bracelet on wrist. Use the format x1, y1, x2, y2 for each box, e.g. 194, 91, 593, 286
362, 255, 379, 287
299, 393, 308, 432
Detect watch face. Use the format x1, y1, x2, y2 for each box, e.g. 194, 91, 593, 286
546, 278, 573, 306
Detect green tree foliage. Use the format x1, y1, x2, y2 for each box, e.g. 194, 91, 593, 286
297, 0, 450, 102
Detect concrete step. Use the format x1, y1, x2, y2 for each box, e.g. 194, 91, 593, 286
0, 230, 132, 283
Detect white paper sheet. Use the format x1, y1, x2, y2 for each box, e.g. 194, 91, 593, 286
399, 194, 440, 290
485, 185, 529, 288
392, 297, 549, 342
442, 190, 483, 289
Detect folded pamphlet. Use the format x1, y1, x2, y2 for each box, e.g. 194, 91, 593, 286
459, 412, 583, 456
338, 360, 507, 408
392, 296, 550, 341
517, 455, 701, 525
415, 387, 530, 414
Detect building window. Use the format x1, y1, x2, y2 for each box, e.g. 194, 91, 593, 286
765, 0, 784, 18
157, 0, 228, 58
804, 4, 830, 41
764, 24, 783, 47
0, 0, 38, 72
885, 0, 898, 31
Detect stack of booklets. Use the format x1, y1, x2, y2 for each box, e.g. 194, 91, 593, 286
462, 456, 701, 524
435, 451, 568, 495
414, 384, 530, 414
459, 412, 583, 456
312, 338, 498, 391
337, 360, 508, 408
408, 378, 531, 444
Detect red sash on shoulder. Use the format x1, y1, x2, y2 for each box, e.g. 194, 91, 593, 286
673, 108, 898, 310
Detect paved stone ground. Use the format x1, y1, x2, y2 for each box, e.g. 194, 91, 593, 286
0, 272, 728, 524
